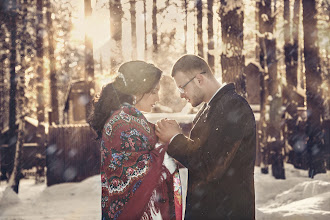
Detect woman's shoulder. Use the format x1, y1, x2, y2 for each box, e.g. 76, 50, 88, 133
110, 103, 143, 118
104, 103, 149, 130
103, 103, 153, 138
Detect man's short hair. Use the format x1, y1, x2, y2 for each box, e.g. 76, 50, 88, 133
171, 54, 213, 78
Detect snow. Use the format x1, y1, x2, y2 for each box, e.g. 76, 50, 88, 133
0, 164, 329, 220
0, 177, 100, 220
255, 164, 330, 220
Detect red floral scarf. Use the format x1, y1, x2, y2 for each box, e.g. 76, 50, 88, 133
101, 104, 175, 220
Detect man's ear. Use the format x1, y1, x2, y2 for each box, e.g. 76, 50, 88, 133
194, 73, 205, 88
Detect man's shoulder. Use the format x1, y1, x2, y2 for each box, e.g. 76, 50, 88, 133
210, 89, 237, 110
210, 90, 254, 121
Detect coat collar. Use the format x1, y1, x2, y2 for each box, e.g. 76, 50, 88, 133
209, 83, 235, 106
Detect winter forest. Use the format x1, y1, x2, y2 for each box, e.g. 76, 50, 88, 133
0, 0, 330, 219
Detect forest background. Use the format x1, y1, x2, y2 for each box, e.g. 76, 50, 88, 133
0, 0, 329, 198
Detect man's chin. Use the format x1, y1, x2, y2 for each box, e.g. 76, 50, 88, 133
191, 102, 198, 107
191, 101, 203, 108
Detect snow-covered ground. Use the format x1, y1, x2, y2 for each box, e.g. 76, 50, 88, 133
0, 163, 329, 220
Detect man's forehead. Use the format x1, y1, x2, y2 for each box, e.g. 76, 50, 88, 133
174, 70, 196, 80
173, 71, 189, 84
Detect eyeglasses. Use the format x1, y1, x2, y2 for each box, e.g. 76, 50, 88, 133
178, 71, 206, 94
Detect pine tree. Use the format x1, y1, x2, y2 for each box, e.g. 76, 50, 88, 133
36, 0, 45, 125
110, 0, 123, 71
84, 0, 95, 119
196, 0, 203, 57
7, 0, 28, 193
152, 0, 158, 53
0, 0, 9, 131
207, 0, 214, 72
8, 71, 25, 193
219, 0, 245, 96
47, 0, 59, 124
183, 0, 188, 54
257, 0, 270, 174
143, 0, 147, 60
8, 0, 18, 179
130, 0, 137, 60
302, 0, 326, 178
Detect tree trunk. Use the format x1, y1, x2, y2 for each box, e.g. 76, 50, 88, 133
284, 0, 303, 170
130, 0, 137, 60
284, 0, 300, 89
196, 0, 203, 57
36, 0, 45, 125
207, 0, 214, 72
11, 0, 28, 181
7, 0, 25, 192
293, 0, 301, 88
258, 0, 284, 179
259, 1, 281, 135
8, 118, 24, 193
152, 0, 158, 53
257, 0, 270, 174
46, 0, 59, 125
110, 0, 123, 71
284, 0, 296, 87
0, 56, 4, 131
183, 0, 188, 54
302, 0, 326, 178
8, 0, 18, 178
9, 0, 17, 135
220, 0, 245, 96
143, 0, 147, 60
266, 0, 282, 179
263, 0, 278, 99
84, 0, 95, 119
8, 73, 25, 194
258, 42, 270, 174
0, 0, 8, 131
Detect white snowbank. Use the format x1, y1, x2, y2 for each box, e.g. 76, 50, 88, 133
0, 176, 101, 220
0, 163, 329, 219
255, 164, 330, 220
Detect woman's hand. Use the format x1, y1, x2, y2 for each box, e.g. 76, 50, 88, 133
155, 119, 182, 143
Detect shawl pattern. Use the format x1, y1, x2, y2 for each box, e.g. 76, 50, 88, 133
101, 104, 173, 220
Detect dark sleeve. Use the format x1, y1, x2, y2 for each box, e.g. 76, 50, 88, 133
204, 97, 252, 182
166, 133, 201, 170
168, 95, 254, 180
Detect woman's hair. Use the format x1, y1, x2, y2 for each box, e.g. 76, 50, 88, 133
88, 61, 162, 137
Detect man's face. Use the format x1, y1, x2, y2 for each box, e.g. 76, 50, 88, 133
174, 71, 204, 107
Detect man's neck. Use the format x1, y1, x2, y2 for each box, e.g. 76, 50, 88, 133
204, 81, 222, 103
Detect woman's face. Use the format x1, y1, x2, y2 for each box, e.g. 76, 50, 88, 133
135, 82, 160, 112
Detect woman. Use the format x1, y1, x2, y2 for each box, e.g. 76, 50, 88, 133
88, 61, 183, 220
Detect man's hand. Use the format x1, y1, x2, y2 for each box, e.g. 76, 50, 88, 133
155, 119, 182, 143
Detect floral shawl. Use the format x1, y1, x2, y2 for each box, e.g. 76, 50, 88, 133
101, 104, 180, 220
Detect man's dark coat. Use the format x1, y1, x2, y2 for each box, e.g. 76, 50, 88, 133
168, 83, 256, 220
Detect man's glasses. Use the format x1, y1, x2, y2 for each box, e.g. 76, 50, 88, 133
178, 71, 206, 94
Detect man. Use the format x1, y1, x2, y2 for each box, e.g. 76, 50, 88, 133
156, 55, 256, 219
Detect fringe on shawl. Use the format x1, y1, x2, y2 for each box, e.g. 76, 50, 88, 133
141, 167, 174, 220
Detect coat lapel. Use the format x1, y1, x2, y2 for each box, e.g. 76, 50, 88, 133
190, 83, 235, 140
190, 104, 210, 139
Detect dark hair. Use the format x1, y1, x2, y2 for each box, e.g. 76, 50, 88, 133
113, 61, 162, 95
88, 61, 162, 137
171, 54, 212, 78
